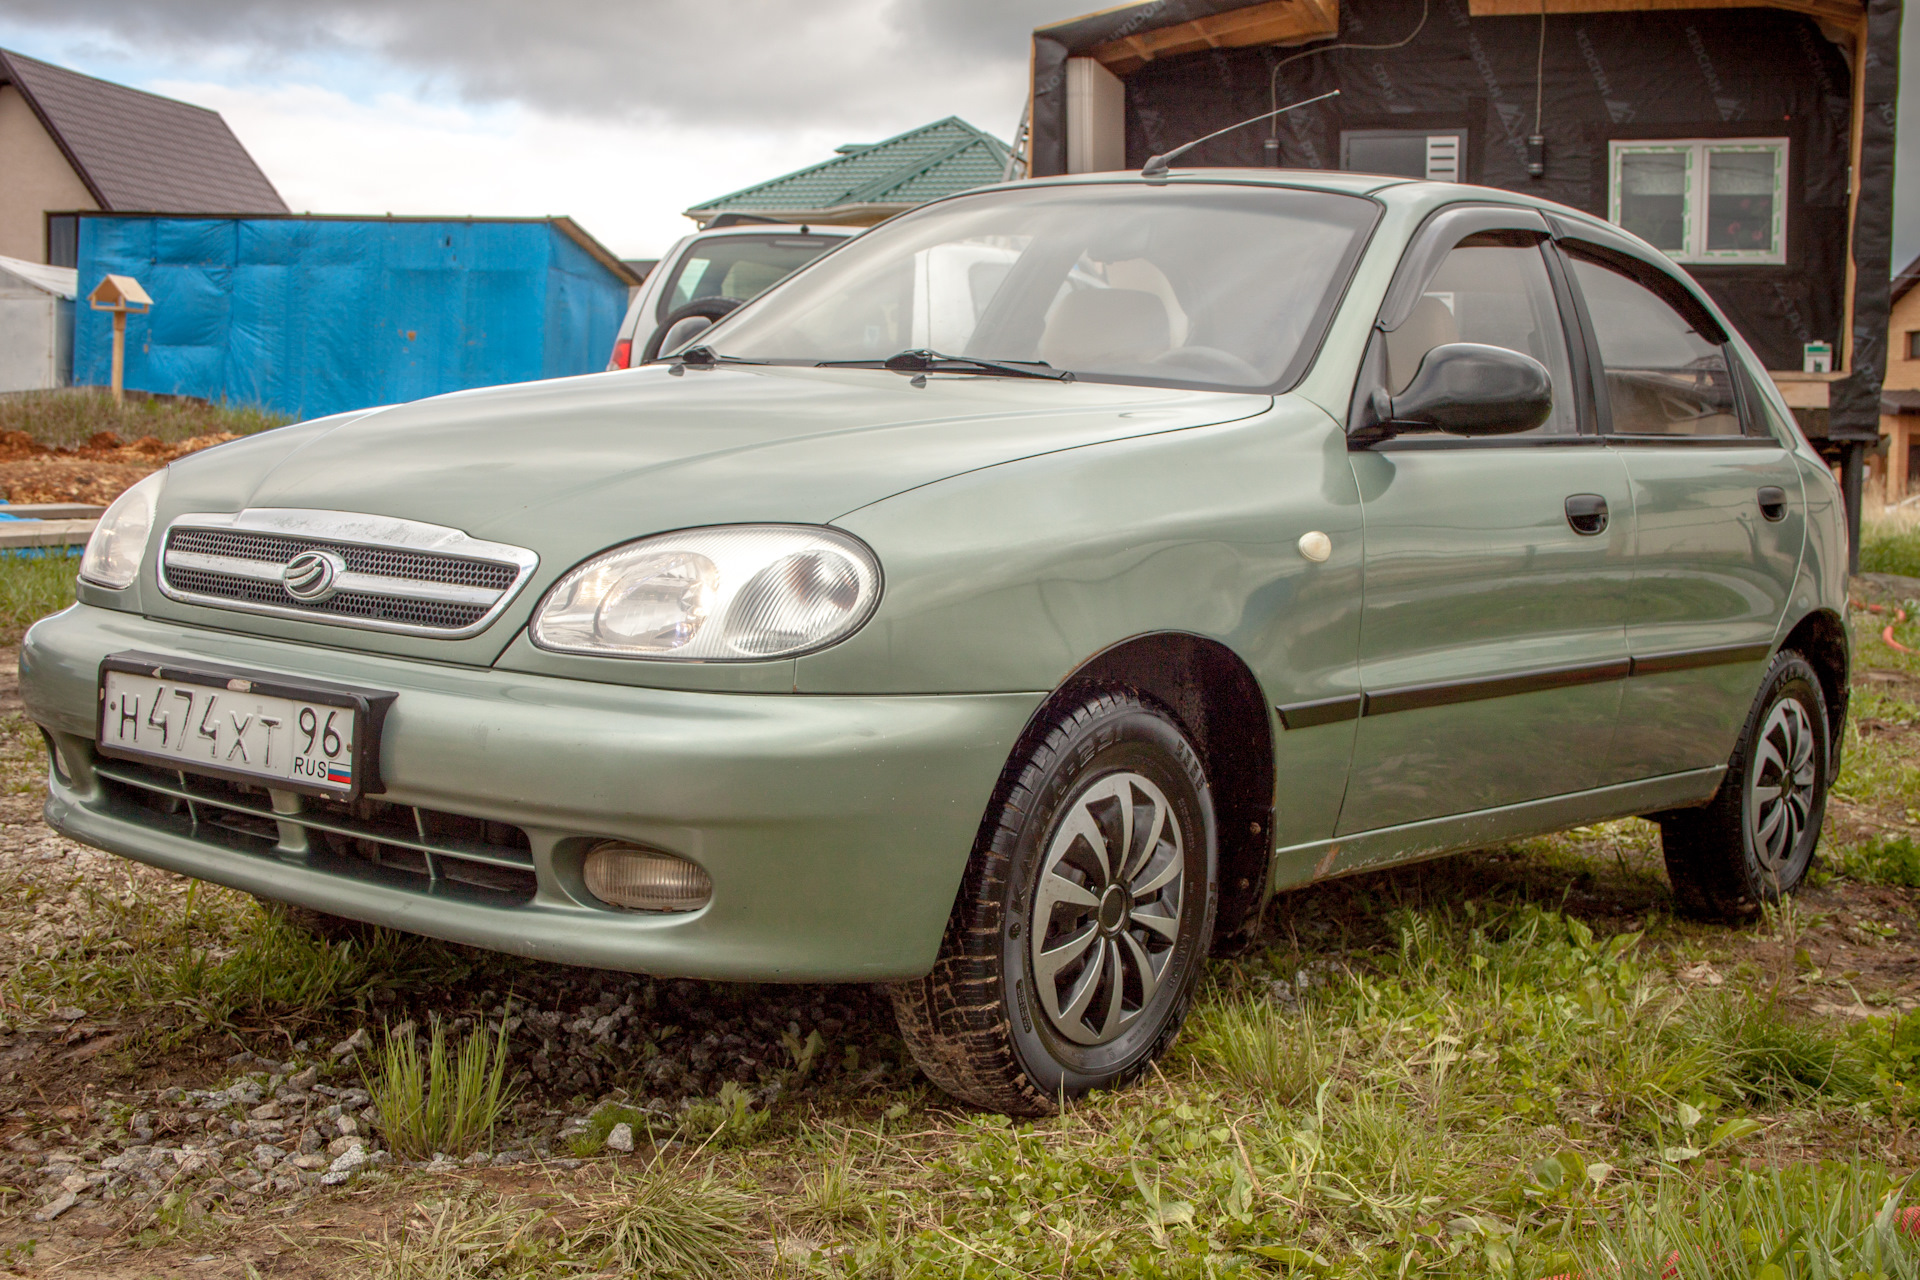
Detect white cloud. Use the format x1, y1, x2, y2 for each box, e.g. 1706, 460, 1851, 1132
152, 79, 859, 258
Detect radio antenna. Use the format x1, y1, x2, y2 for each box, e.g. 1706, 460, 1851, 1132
1140, 88, 1340, 179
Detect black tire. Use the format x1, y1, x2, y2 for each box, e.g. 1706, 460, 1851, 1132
1658, 649, 1831, 918
886, 690, 1217, 1115
640, 297, 741, 363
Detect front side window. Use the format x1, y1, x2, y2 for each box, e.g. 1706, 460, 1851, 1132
658, 234, 842, 320
1608, 139, 1787, 264
1569, 253, 1742, 437
1382, 235, 1577, 435
707, 185, 1380, 393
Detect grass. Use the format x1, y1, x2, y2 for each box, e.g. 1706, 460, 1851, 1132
0, 552, 76, 643
0, 388, 286, 448
4, 566, 1920, 1274
0, 883, 486, 1051
356, 1171, 752, 1279
363, 1015, 518, 1160
1863, 524, 1920, 579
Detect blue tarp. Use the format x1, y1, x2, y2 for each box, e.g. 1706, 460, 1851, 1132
73, 217, 629, 419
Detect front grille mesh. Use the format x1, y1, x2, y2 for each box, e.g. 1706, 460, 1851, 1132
95, 757, 538, 904
169, 529, 518, 590
166, 566, 488, 630
161, 524, 525, 636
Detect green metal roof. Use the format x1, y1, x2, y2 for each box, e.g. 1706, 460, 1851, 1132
685, 117, 1013, 224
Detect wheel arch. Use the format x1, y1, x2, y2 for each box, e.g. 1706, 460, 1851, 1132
1779, 607, 1850, 761
1033, 631, 1277, 942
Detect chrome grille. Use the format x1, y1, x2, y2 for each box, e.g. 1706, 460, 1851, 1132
157, 510, 537, 638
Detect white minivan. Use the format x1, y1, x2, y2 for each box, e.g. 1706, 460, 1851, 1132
606, 220, 858, 369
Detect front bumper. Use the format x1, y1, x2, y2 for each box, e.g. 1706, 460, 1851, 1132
23, 603, 1042, 981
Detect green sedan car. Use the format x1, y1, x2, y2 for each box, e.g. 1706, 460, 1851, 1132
22, 170, 1847, 1115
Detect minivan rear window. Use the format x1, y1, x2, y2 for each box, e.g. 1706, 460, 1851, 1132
658, 235, 841, 319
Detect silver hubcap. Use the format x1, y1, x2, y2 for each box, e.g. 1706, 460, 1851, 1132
1030, 771, 1184, 1047
1747, 697, 1818, 873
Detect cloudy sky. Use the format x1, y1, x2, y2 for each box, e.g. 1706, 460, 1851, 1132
0, 1, 1916, 265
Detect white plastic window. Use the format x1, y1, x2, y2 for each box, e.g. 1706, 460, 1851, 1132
1608, 139, 1787, 264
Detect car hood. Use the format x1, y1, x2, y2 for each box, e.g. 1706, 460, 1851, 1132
165, 364, 1270, 541
142, 364, 1270, 664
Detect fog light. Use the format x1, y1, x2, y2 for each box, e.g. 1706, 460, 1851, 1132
583, 842, 712, 912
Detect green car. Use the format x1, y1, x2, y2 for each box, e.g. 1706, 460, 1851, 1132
22, 171, 1847, 1115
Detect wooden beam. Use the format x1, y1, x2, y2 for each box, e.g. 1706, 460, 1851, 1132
1468, 0, 1864, 28
1088, 0, 1340, 75
1840, 14, 1868, 374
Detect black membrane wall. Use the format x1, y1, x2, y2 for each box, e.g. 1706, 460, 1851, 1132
1032, 0, 1892, 419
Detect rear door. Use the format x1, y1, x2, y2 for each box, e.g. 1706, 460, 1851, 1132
1339, 207, 1635, 836
1556, 239, 1806, 782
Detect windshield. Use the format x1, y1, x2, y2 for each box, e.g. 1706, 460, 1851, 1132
705, 184, 1378, 392
658, 234, 844, 320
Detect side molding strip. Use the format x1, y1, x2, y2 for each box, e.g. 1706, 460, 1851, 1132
1275, 695, 1363, 730
1275, 642, 1772, 729
1627, 642, 1773, 676
1361, 658, 1630, 717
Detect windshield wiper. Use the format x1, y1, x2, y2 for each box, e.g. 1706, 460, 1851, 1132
819, 349, 1074, 382
667, 345, 768, 369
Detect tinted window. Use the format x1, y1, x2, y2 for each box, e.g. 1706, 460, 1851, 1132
1569, 255, 1740, 437
709, 185, 1379, 393
657, 235, 840, 320
1383, 237, 1577, 435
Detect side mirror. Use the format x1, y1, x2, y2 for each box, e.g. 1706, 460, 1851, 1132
1367, 343, 1552, 439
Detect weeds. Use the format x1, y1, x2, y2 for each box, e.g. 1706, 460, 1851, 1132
0, 388, 286, 448
1570, 1162, 1920, 1280
1836, 835, 1920, 888
358, 1174, 750, 1280
1187, 993, 1333, 1103
365, 1014, 517, 1160
1863, 524, 1920, 579
679, 1081, 771, 1149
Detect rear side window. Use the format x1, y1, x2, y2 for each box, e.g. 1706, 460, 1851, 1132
658, 235, 839, 320
1568, 254, 1740, 437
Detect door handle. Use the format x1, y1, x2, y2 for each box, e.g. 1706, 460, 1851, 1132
1565, 493, 1609, 536
1757, 486, 1788, 522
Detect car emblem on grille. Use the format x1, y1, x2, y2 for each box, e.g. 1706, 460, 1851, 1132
282, 550, 346, 602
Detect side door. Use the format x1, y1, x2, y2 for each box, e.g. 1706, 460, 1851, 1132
1338, 207, 1636, 837
1555, 238, 1807, 781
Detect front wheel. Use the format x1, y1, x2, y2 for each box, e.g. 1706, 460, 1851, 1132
887, 690, 1217, 1114
1659, 649, 1831, 918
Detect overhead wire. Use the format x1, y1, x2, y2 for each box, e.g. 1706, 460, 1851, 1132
1265, 0, 1431, 146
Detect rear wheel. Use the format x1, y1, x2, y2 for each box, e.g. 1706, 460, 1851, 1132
887, 690, 1217, 1114
1658, 649, 1831, 918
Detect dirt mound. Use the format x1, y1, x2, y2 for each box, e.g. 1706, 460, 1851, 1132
0, 431, 239, 506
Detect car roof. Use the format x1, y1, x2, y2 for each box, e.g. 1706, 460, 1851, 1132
954, 169, 1625, 242
688, 222, 860, 239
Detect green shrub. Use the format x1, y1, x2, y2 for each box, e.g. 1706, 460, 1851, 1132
678, 1082, 770, 1149
366, 1014, 518, 1160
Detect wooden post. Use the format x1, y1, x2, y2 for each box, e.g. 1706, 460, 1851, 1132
87, 274, 152, 406
110, 310, 127, 405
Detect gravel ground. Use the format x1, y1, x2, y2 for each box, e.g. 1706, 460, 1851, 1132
0, 807, 910, 1235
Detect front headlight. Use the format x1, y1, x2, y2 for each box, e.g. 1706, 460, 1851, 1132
531, 525, 881, 660
79, 469, 166, 590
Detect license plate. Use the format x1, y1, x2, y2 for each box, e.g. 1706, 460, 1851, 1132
98, 653, 394, 799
